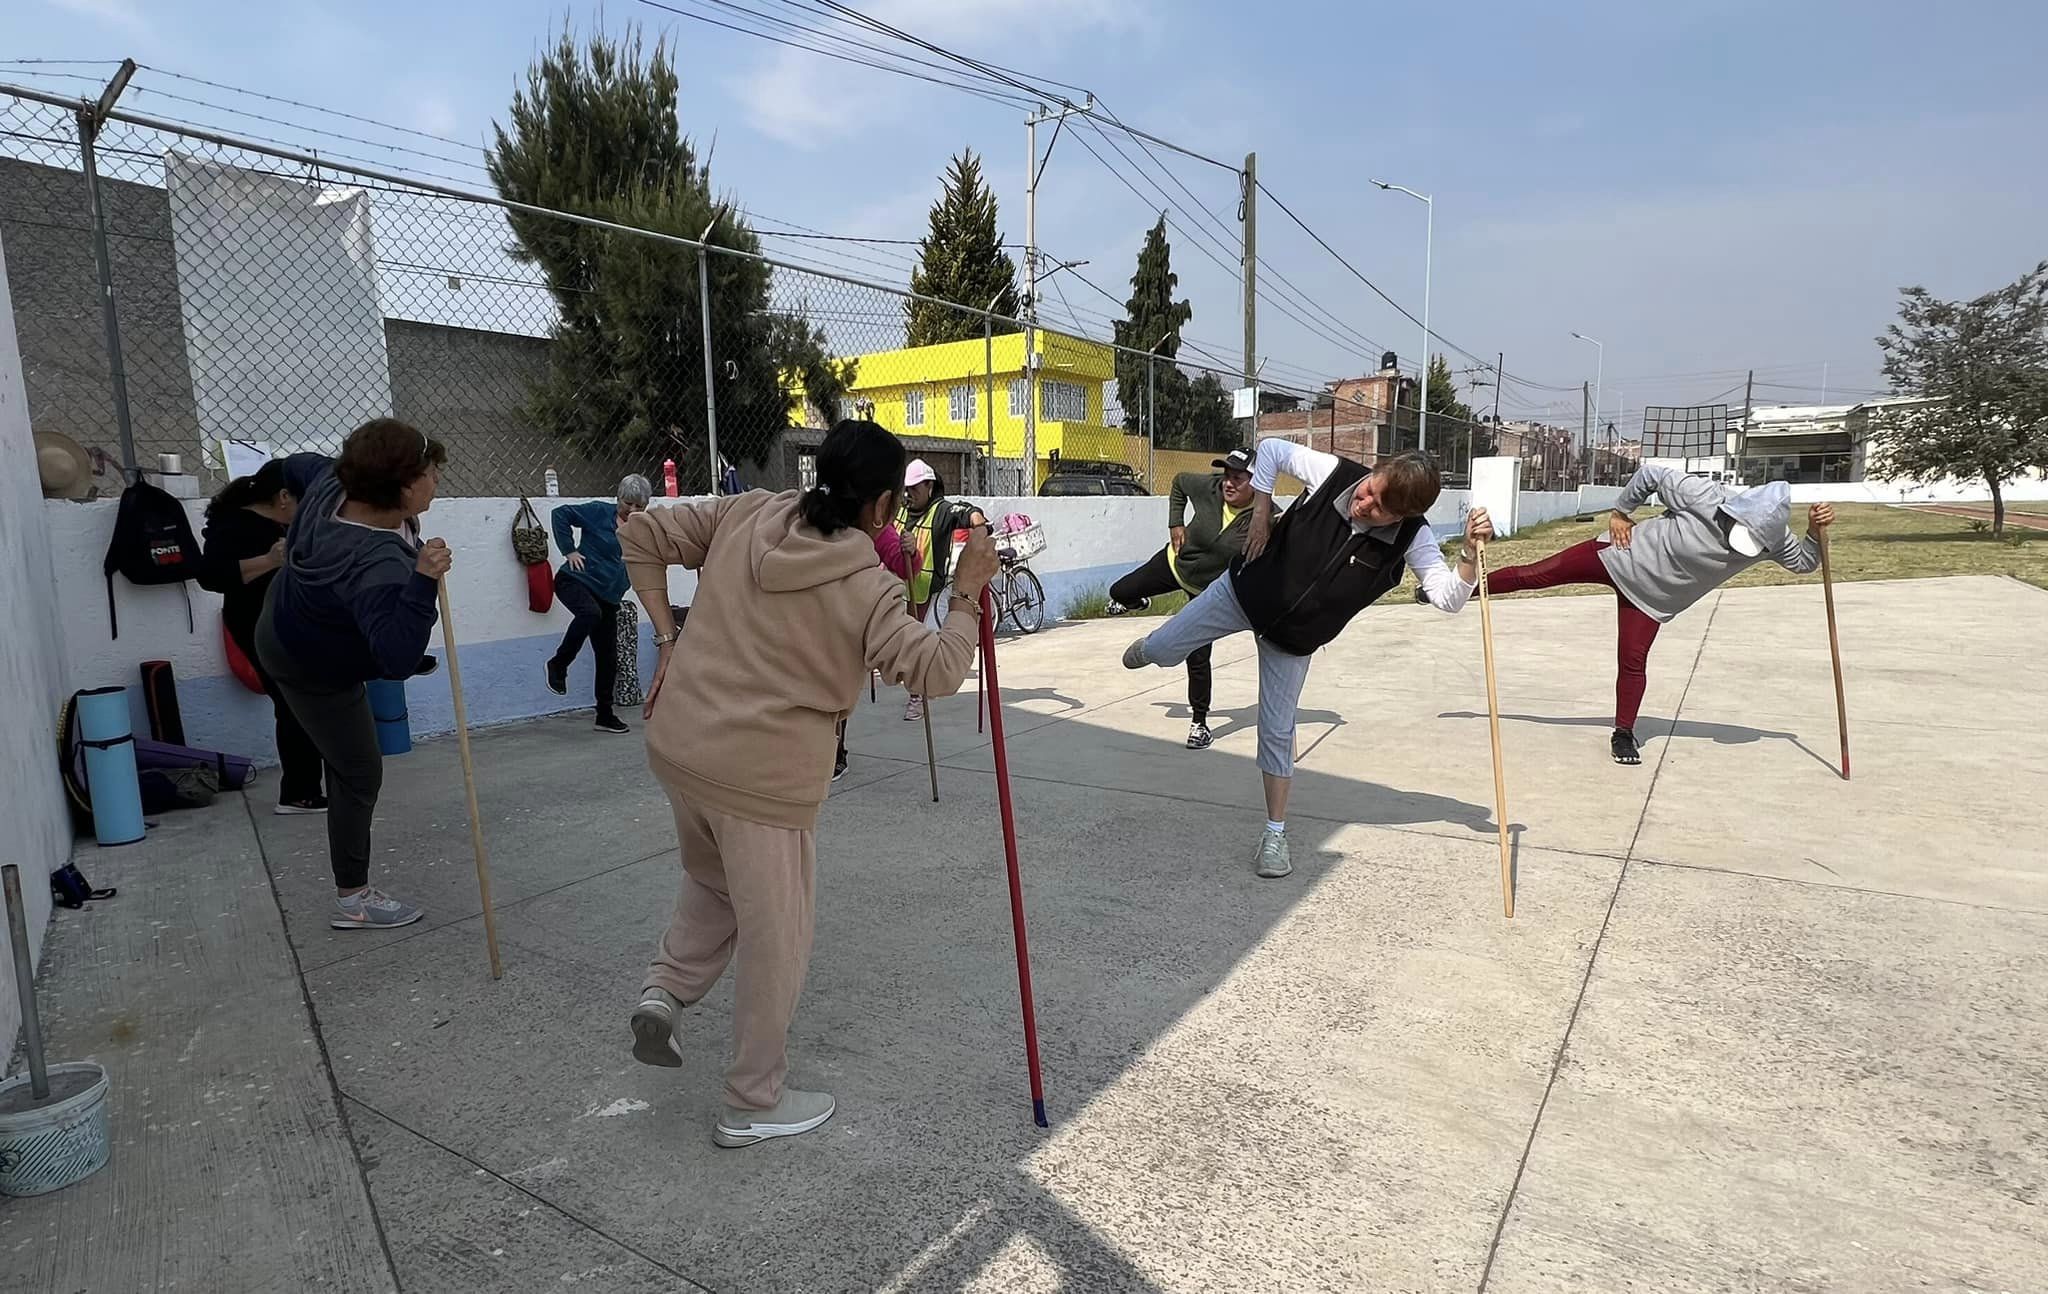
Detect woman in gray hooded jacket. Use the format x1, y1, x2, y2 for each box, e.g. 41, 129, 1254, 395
1487, 468, 1834, 765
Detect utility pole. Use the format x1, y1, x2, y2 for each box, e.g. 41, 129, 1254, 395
1582, 381, 1590, 486
79, 58, 138, 478
1491, 351, 1503, 436
1025, 98, 1092, 489
1739, 368, 1754, 481
1241, 151, 1257, 449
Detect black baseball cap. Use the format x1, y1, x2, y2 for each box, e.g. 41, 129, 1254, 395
1212, 449, 1254, 474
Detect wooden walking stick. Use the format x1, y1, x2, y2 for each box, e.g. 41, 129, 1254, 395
923, 700, 940, 802
1819, 527, 1850, 780
1475, 543, 1514, 919
437, 580, 504, 979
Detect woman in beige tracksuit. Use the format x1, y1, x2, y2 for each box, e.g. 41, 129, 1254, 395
619, 420, 997, 1148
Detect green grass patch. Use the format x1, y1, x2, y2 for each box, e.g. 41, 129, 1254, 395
1063, 584, 1190, 621
1403, 502, 2045, 597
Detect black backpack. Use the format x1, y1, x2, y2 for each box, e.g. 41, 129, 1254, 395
103, 478, 201, 638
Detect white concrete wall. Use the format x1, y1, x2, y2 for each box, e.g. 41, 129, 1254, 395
1788, 476, 2048, 504
0, 235, 73, 1056
46, 482, 1642, 771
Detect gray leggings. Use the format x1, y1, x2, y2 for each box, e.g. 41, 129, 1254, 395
1139, 574, 1313, 777
256, 603, 381, 891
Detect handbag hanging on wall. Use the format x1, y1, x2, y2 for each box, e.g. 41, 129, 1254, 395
511, 497, 549, 566
527, 562, 555, 614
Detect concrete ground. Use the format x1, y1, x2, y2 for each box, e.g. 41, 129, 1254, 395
5, 574, 2045, 1293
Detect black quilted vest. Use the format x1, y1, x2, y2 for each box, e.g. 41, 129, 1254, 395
1228, 456, 1426, 656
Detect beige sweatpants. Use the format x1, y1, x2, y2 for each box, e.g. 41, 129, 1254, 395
645, 789, 817, 1111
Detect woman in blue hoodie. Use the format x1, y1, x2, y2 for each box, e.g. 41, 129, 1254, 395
545, 475, 652, 735
257, 419, 450, 931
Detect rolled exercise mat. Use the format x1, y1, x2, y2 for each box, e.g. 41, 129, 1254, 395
139, 660, 186, 744
74, 687, 145, 846
614, 599, 642, 709
365, 679, 412, 757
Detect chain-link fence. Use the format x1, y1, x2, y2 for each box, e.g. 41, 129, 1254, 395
4, 80, 1474, 504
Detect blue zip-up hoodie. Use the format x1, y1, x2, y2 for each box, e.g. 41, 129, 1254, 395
552, 499, 630, 602
265, 455, 440, 683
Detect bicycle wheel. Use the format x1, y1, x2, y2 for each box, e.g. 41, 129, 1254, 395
987, 568, 1013, 628
1007, 566, 1047, 635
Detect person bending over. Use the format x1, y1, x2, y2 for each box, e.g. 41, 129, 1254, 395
1107, 448, 1256, 750
256, 419, 450, 930
1123, 439, 1493, 879
1487, 470, 1834, 765
545, 474, 652, 735
621, 420, 997, 1149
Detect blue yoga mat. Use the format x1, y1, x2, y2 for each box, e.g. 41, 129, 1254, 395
75, 686, 145, 846
366, 679, 412, 756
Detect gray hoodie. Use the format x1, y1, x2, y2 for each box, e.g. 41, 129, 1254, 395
1599, 469, 1819, 622
263, 458, 440, 684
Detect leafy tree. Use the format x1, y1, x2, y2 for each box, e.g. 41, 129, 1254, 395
906, 150, 1020, 346
1111, 215, 1193, 436
1174, 371, 1240, 453
1870, 263, 2048, 535
488, 24, 845, 485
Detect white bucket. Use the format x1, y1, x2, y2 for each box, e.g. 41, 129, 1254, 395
0, 1062, 112, 1196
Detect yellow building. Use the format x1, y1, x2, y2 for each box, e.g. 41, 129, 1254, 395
830, 330, 1123, 486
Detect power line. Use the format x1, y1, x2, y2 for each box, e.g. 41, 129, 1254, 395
137, 64, 484, 151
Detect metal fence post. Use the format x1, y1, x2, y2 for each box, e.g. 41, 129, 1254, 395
76, 109, 137, 477
1146, 352, 1156, 491
697, 238, 719, 495
983, 311, 996, 495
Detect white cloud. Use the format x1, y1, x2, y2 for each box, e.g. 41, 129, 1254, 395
410, 95, 462, 139
722, 0, 1151, 149
48, 0, 152, 38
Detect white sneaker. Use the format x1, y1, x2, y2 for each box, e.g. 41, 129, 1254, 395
904, 696, 924, 722
1253, 831, 1292, 879
1186, 722, 1213, 750
713, 1088, 836, 1148
629, 988, 687, 1067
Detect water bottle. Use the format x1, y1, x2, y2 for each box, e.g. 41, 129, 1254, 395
663, 458, 678, 498
543, 465, 560, 498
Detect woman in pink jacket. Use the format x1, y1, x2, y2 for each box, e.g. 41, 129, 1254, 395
833, 520, 914, 781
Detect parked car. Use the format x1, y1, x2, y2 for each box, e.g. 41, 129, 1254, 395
1039, 459, 1149, 496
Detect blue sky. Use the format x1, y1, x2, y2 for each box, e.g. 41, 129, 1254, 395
5, 0, 2045, 430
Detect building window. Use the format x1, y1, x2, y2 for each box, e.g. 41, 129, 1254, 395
1042, 379, 1086, 422
836, 397, 856, 423
797, 451, 818, 491
949, 384, 977, 423
905, 389, 925, 426
1009, 378, 1028, 417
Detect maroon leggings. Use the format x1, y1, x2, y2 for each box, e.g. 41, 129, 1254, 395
1487, 539, 1660, 731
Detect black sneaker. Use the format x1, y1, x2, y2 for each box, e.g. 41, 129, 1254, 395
274, 796, 328, 816
414, 654, 439, 676
545, 660, 568, 695
595, 714, 630, 735
1107, 597, 1149, 617
1185, 722, 1213, 751
1611, 728, 1642, 766
832, 754, 848, 783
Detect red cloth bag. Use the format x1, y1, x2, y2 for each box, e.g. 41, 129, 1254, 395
527, 562, 555, 613
223, 621, 266, 693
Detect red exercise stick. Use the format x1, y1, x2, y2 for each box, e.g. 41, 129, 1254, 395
979, 586, 1047, 1127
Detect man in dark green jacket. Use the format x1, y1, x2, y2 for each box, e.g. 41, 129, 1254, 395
1108, 449, 1256, 749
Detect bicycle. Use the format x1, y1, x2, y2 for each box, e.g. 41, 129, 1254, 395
988, 517, 1047, 635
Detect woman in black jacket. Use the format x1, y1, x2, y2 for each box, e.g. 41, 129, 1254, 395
198, 458, 326, 814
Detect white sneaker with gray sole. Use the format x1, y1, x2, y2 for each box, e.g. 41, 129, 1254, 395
714, 1088, 836, 1148
629, 987, 688, 1067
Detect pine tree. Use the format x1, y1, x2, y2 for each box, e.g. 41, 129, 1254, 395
906, 151, 1021, 346
488, 23, 849, 483
1112, 215, 1195, 438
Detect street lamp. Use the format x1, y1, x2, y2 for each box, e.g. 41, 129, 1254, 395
1570, 331, 1602, 456
1373, 179, 1432, 456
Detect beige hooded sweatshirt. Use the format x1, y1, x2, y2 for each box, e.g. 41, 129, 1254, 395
621, 491, 979, 829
